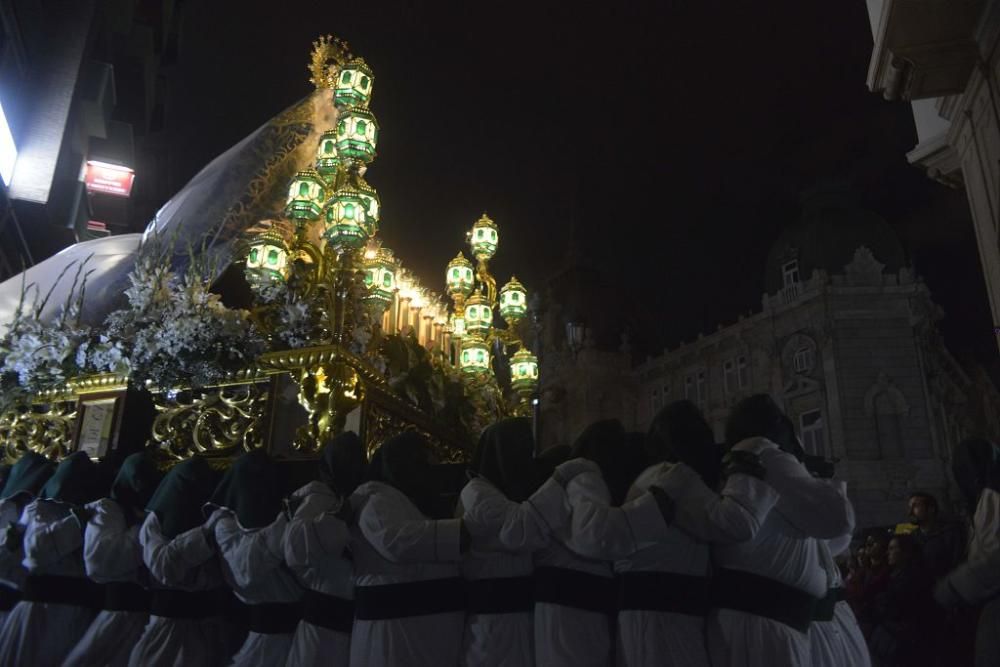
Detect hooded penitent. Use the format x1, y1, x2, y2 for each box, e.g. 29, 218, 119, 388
208, 449, 282, 530
571, 419, 638, 506
1, 452, 55, 500
647, 399, 721, 486
373, 431, 437, 517
321, 430, 366, 498
952, 437, 1000, 513
145, 457, 219, 539
40, 451, 103, 506
472, 418, 538, 503
725, 394, 789, 450
109, 452, 163, 517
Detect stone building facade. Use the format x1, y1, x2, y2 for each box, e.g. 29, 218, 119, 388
864, 0, 1000, 353
634, 191, 1000, 528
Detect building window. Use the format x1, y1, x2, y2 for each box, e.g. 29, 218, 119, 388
782, 260, 800, 288
737, 355, 749, 389
684, 375, 693, 401
874, 393, 904, 459
800, 409, 824, 456
696, 370, 707, 405
793, 346, 814, 374
651, 388, 661, 413
723, 359, 736, 394
662, 381, 669, 401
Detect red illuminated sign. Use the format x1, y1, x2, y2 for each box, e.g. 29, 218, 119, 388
85, 161, 135, 197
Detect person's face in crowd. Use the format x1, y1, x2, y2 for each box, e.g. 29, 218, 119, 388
868, 541, 886, 568
908, 496, 935, 526
887, 537, 905, 568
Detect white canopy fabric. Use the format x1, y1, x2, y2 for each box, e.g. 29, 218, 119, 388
0, 91, 333, 330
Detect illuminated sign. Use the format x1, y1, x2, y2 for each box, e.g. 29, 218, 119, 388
85, 160, 135, 197
0, 101, 17, 186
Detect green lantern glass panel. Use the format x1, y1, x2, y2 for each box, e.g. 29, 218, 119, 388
460, 339, 491, 375
244, 242, 288, 286
335, 107, 379, 163
249, 248, 259, 263
284, 172, 325, 220
316, 132, 339, 176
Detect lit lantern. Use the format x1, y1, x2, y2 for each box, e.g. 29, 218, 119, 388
464, 292, 492, 337
451, 314, 466, 339
460, 336, 491, 375
469, 213, 499, 261
334, 58, 375, 108
324, 171, 379, 250
244, 228, 290, 286
336, 106, 379, 164
284, 170, 325, 221
362, 244, 397, 314
446, 253, 475, 300
499, 276, 527, 322
510, 348, 539, 394
315, 130, 339, 178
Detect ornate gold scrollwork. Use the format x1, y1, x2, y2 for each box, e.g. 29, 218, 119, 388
0, 401, 78, 463
293, 361, 364, 452
150, 382, 269, 461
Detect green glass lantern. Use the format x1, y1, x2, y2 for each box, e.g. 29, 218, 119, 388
244, 228, 290, 286
334, 58, 374, 108
315, 130, 339, 178
499, 275, 527, 322
336, 106, 379, 164
446, 253, 475, 301
324, 171, 380, 250
363, 244, 396, 313
284, 170, 326, 221
464, 292, 492, 337
510, 348, 539, 394
469, 213, 499, 261
460, 336, 491, 375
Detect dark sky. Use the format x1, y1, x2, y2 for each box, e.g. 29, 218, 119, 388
167, 1, 997, 376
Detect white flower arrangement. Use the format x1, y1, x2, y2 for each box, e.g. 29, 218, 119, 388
0, 260, 93, 408
103, 239, 266, 389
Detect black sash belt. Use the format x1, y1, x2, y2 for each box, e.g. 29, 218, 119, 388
812, 587, 845, 622
534, 566, 616, 616
467, 576, 535, 615
619, 571, 711, 616
712, 569, 818, 633
0, 584, 20, 611
355, 578, 466, 620
247, 601, 302, 634
149, 588, 228, 619
301, 589, 354, 633
22, 575, 103, 610
104, 582, 151, 613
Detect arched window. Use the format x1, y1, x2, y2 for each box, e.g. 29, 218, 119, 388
873, 392, 903, 459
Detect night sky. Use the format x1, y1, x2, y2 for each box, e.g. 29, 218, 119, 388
167, 1, 997, 376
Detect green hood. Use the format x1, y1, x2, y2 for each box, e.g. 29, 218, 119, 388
110, 453, 163, 515
320, 431, 365, 497
40, 452, 102, 505
146, 457, 219, 538
472, 418, 537, 502
208, 450, 281, 529
1, 452, 54, 500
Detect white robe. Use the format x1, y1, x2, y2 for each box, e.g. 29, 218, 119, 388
212, 507, 303, 667
533, 464, 622, 667
128, 513, 240, 667
808, 530, 871, 667
283, 481, 353, 667
612, 463, 711, 667
697, 437, 854, 667
64, 499, 148, 667
0, 499, 97, 667
943, 488, 1000, 666
0, 498, 27, 628
348, 481, 464, 667
458, 478, 555, 667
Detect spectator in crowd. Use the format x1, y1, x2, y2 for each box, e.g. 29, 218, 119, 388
907, 492, 965, 582
869, 534, 929, 666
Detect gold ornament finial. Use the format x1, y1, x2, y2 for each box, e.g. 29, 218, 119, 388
309, 35, 353, 90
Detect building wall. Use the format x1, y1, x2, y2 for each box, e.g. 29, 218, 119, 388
635, 249, 992, 528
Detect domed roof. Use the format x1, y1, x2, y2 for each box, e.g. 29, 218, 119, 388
764, 185, 906, 294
